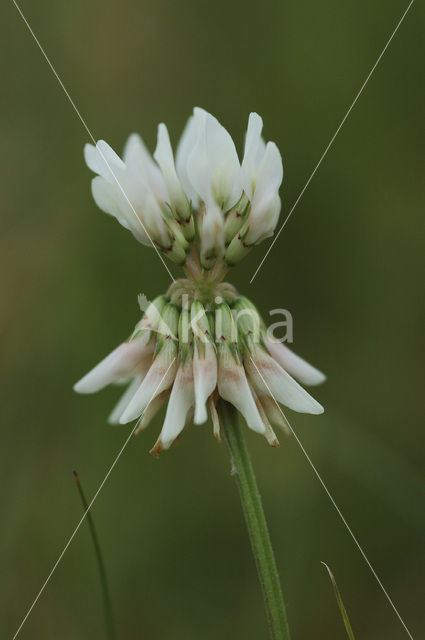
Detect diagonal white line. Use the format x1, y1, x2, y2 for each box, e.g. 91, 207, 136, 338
248, 356, 414, 639
11, 0, 176, 282
12, 357, 176, 640
250, 0, 415, 284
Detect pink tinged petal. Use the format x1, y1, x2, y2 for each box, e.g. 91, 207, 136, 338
108, 376, 144, 425
193, 343, 217, 425
258, 395, 291, 437
175, 115, 200, 207
119, 344, 177, 424
242, 112, 266, 199
74, 337, 153, 394
134, 389, 170, 435
245, 346, 324, 415
217, 346, 265, 434
250, 386, 280, 447
265, 337, 326, 386
209, 395, 221, 442
153, 359, 195, 451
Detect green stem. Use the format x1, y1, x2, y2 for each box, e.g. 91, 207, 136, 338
73, 471, 116, 640
220, 401, 291, 640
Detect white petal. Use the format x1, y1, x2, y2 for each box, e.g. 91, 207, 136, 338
154, 124, 189, 216
244, 142, 283, 244
108, 376, 143, 424
135, 389, 170, 434
91, 176, 143, 237
241, 112, 266, 198
245, 193, 281, 245
175, 115, 199, 206
193, 343, 217, 424
119, 344, 177, 423
245, 346, 324, 415
186, 109, 212, 204
84, 135, 172, 249
251, 142, 282, 209
217, 346, 265, 434
91, 176, 123, 219
200, 203, 225, 257
74, 338, 153, 394
188, 107, 243, 211
156, 359, 194, 449
123, 133, 168, 202
84, 141, 125, 183
265, 337, 326, 386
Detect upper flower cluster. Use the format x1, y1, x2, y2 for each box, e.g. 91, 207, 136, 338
85, 108, 283, 268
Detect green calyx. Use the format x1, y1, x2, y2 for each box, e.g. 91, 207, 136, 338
224, 195, 250, 246
139, 293, 268, 364
178, 307, 193, 365
130, 294, 168, 342
155, 302, 180, 355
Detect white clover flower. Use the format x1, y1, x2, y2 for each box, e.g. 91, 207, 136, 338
75, 108, 326, 454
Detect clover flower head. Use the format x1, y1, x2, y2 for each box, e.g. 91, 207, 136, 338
75, 108, 325, 454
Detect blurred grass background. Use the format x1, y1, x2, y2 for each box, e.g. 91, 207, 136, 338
1, 0, 424, 638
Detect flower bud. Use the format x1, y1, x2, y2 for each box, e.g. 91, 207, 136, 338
224, 195, 249, 245
160, 213, 189, 265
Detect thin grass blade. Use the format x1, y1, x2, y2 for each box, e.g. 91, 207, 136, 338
73, 470, 116, 640
321, 562, 355, 640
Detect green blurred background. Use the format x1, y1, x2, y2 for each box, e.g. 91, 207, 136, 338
1, 1, 424, 638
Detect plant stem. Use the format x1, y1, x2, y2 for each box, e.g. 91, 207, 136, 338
73, 471, 116, 640
220, 400, 291, 640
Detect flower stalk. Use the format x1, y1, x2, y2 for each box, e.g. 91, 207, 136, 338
220, 400, 291, 640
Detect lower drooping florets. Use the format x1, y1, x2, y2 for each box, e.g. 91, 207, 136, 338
74, 275, 325, 455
